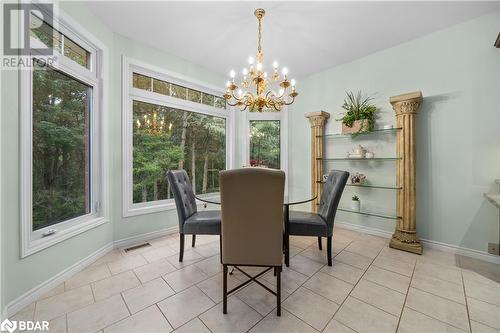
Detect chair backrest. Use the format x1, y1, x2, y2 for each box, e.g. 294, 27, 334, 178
167, 170, 197, 231
318, 170, 349, 231
220, 168, 285, 267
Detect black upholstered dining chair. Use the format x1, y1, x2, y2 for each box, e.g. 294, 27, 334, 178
167, 170, 221, 262
288, 170, 349, 266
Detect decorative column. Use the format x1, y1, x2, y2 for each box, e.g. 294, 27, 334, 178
305, 111, 330, 213
389, 91, 423, 254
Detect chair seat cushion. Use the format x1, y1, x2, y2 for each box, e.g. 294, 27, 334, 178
183, 210, 221, 235
288, 211, 329, 237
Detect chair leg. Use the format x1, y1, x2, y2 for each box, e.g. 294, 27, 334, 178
179, 234, 185, 262
273, 267, 277, 276
219, 236, 222, 264
276, 266, 281, 316
327, 236, 332, 266
192, 234, 196, 247
318, 237, 322, 251
223, 265, 228, 314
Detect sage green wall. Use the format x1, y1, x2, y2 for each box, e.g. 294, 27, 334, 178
289, 10, 500, 253
1, 1, 224, 310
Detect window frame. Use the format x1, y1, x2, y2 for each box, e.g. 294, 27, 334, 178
20, 6, 109, 257
241, 109, 289, 197
122, 57, 233, 217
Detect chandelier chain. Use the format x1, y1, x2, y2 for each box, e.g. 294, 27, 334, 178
258, 17, 262, 55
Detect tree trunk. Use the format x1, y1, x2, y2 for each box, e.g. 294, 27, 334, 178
178, 112, 188, 169
153, 180, 158, 201
202, 152, 209, 193
191, 141, 196, 195
142, 186, 148, 202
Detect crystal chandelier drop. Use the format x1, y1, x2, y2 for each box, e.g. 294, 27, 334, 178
224, 8, 298, 112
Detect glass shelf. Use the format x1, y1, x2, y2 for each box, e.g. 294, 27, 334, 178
318, 127, 402, 139
316, 181, 400, 190
337, 207, 400, 220
346, 184, 401, 190
318, 157, 401, 161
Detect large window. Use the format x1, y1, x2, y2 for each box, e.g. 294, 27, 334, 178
21, 7, 106, 257
32, 62, 91, 230
249, 120, 280, 169
132, 100, 226, 202
123, 59, 230, 216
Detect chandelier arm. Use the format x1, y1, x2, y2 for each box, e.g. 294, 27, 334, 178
284, 96, 296, 106
226, 99, 241, 107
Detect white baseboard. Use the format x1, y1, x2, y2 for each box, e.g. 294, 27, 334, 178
336, 220, 500, 264
4, 243, 113, 319
336, 220, 393, 239
420, 238, 500, 265
113, 226, 178, 249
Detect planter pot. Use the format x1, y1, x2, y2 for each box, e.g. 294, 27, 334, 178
342, 119, 370, 134
351, 200, 360, 211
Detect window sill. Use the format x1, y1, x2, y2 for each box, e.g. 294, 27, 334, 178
22, 216, 109, 258
123, 201, 177, 218
123, 194, 221, 218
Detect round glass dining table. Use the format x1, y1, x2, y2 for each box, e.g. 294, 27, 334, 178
195, 195, 317, 267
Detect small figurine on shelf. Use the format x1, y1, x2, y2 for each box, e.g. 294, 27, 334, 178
348, 145, 367, 158
351, 173, 366, 185
351, 195, 360, 211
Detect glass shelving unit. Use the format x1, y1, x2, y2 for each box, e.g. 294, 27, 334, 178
316, 181, 401, 190
318, 157, 401, 161
337, 207, 400, 220
318, 127, 401, 139
320, 126, 401, 222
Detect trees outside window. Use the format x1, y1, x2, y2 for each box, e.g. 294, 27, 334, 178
249, 120, 280, 169
32, 62, 91, 230
132, 100, 225, 203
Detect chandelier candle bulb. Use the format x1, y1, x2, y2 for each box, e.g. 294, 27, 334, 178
230, 70, 236, 79
248, 56, 254, 65
273, 61, 279, 69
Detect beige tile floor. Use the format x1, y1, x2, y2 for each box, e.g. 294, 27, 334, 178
10, 226, 500, 333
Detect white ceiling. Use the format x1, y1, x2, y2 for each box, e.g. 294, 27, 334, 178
84, 1, 499, 79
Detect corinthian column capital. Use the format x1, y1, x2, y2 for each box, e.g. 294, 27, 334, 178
390, 91, 423, 115
306, 111, 330, 127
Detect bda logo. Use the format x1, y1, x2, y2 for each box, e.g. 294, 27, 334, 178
0, 319, 17, 333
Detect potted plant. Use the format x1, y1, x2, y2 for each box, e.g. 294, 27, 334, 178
351, 195, 360, 211
337, 91, 377, 137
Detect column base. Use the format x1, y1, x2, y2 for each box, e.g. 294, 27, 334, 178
389, 236, 422, 255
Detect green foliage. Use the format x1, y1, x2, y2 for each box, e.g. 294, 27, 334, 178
132, 101, 226, 203
249, 121, 280, 169
352, 195, 360, 201
32, 62, 90, 230
337, 91, 378, 137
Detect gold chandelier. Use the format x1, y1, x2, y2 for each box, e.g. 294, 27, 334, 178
224, 8, 298, 112
135, 112, 173, 135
